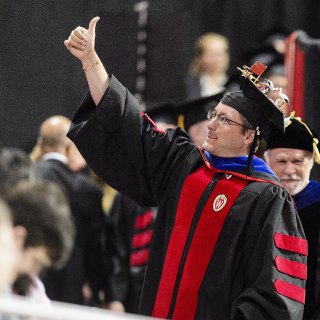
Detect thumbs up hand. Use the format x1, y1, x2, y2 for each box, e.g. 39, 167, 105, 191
64, 17, 100, 62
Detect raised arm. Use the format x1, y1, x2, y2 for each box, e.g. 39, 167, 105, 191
64, 17, 109, 105
66, 18, 194, 205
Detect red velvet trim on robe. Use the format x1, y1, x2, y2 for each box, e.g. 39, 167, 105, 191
152, 165, 249, 319
274, 233, 308, 256
275, 256, 307, 280
132, 230, 153, 249
274, 279, 306, 304
130, 248, 150, 267
134, 210, 154, 230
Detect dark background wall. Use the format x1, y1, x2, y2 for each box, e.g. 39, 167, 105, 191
1, 0, 320, 152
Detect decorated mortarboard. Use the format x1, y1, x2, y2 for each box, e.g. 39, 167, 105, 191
146, 101, 178, 126
176, 91, 226, 131
221, 61, 288, 139
266, 113, 320, 164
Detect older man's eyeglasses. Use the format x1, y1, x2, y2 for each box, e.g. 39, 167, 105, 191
207, 110, 251, 129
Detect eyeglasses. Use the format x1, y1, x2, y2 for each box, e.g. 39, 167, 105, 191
207, 110, 251, 129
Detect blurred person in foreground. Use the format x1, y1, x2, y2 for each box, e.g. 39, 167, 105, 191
0, 147, 46, 300
65, 17, 306, 319
4, 180, 75, 303
265, 115, 320, 320
0, 199, 19, 295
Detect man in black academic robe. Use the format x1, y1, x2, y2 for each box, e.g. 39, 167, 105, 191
65, 17, 307, 319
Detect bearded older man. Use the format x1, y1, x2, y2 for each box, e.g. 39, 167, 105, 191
265, 116, 320, 320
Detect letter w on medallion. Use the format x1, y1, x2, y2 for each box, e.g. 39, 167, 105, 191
212, 194, 228, 212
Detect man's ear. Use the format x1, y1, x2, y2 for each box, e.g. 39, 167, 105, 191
64, 138, 73, 156
244, 129, 255, 146
12, 226, 27, 250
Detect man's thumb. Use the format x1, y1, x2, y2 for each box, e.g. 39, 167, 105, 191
88, 16, 100, 33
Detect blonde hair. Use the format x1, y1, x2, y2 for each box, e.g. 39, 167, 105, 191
190, 33, 230, 75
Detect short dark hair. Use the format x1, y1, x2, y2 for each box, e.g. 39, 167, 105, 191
4, 180, 75, 269
239, 114, 259, 152
240, 113, 254, 134
0, 147, 36, 192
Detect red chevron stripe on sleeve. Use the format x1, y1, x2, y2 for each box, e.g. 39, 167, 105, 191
275, 256, 307, 280
274, 279, 305, 304
132, 229, 153, 249
130, 248, 150, 267
274, 233, 308, 256
134, 210, 154, 230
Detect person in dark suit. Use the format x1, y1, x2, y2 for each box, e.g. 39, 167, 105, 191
33, 115, 106, 305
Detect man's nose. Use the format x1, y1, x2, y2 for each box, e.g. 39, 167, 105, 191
207, 118, 218, 130
283, 162, 296, 175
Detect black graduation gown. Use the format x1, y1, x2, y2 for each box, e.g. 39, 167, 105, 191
108, 193, 156, 313
68, 75, 307, 319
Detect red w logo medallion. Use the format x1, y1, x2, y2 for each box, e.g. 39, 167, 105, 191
212, 194, 227, 212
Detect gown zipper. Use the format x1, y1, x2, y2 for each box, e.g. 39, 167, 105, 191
167, 172, 223, 318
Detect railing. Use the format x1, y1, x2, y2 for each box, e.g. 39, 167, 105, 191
0, 296, 155, 320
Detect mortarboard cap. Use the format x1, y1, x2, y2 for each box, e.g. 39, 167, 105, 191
146, 101, 178, 126
220, 62, 286, 138
176, 91, 225, 131
265, 116, 320, 164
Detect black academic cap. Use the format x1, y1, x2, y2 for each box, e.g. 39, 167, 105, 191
265, 117, 320, 163
146, 101, 178, 126
176, 91, 225, 131
221, 64, 285, 138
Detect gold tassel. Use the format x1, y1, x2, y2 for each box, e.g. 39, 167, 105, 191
313, 138, 320, 164
295, 116, 320, 164
178, 114, 185, 130
284, 111, 296, 128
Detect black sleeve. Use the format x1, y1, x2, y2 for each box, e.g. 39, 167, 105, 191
68, 75, 194, 207
231, 185, 307, 320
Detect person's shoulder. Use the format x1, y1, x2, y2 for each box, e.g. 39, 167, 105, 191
309, 179, 320, 191
250, 169, 281, 184
74, 172, 102, 193
34, 157, 67, 169
33, 158, 72, 180
242, 172, 285, 197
